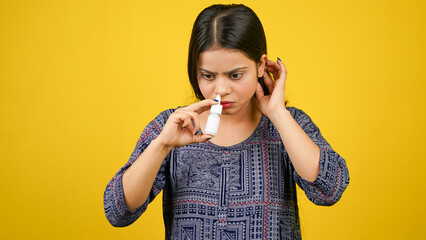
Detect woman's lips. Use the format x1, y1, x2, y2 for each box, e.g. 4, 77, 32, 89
220, 101, 234, 108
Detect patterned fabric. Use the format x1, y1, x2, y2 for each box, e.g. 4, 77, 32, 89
104, 107, 350, 239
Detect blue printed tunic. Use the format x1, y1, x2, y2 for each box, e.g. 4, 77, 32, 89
104, 107, 350, 239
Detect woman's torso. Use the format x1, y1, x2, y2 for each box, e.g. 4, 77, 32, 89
162, 114, 302, 240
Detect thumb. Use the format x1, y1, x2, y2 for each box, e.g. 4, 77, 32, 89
255, 82, 264, 100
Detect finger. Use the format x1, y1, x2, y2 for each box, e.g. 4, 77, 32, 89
276, 58, 287, 77
255, 82, 265, 100
175, 109, 201, 134
276, 58, 287, 86
192, 134, 213, 143
181, 117, 194, 133
266, 60, 280, 71
183, 99, 217, 114
191, 114, 200, 135
174, 110, 192, 127
185, 111, 200, 134
263, 71, 275, 93
266, 60, 282, 80
266, 60, 281, 73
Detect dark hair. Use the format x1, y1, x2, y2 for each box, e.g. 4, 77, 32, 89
188, 4, 270, 100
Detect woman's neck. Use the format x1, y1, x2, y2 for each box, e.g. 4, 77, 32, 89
202, 98, 263, 146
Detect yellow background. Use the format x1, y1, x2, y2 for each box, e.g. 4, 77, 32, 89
1, 0, 425, 239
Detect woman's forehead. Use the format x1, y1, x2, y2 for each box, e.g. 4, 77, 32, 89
198, 48, 255, 71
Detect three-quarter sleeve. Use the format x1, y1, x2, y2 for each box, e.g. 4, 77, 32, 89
103, 109, 174, 227
287, 107, 350, 206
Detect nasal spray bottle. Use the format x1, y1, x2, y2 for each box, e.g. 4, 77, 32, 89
205, 94, 222, 137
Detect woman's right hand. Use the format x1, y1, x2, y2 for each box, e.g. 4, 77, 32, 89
155, 99, 217, 149
121, 100, 216, 211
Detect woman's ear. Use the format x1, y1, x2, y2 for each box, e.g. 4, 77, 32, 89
257, 54, 268, 77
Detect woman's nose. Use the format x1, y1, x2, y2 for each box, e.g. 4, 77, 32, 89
215, 77, 231, 96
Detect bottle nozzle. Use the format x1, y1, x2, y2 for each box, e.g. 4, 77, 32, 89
210, 94, 223, 115
215, 94, 221, 104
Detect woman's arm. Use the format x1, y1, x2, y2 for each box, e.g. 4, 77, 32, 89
121, 99, 216, 211
122, 138, 173, 211
287, 107, 350, 206
255, 58, 319, 182
104, 100, 216, 227
255, 58, 349, 205
103, 112, 171, 227
268, 108, 320, 182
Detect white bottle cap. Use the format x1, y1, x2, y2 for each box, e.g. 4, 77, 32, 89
211, 94, 222, 115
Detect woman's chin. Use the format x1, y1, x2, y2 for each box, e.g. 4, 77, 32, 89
221, 108, 235, 115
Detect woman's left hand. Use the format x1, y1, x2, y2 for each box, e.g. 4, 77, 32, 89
255, 58, 287, 117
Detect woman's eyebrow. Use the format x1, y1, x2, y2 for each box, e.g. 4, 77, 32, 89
199, 67, 248, 74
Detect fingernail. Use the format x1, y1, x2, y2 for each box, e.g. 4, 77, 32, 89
277, 57, 282, 62
214, 99, 219, 102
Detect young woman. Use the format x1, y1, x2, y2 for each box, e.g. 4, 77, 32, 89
104, 4, 349, 239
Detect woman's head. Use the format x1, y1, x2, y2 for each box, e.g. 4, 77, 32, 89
188, 4, 267, 100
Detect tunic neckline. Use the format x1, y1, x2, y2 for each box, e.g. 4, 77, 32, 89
197, 114, 266, 150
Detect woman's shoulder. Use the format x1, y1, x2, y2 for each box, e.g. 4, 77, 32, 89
146, 108, 179, 127
283, 106, 317, 126
261, 106, 307, 128
285, 106, 307, 119
155, 107, 179, 118
157, 108, 178, 117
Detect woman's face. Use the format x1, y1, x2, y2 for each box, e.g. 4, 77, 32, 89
197, 48, 266, 115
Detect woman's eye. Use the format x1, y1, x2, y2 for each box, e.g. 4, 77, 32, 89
230, 73, 242, 79
203, 74, 215, 80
